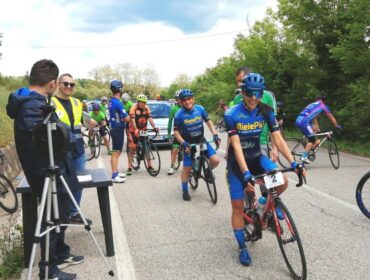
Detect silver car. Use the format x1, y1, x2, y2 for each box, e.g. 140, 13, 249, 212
147, 100, 173, 146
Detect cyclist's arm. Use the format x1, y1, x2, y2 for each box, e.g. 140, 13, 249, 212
205, 119, 217, 136
326, 113, 339, 128
174, 130, 185, 145
229, 135, 249, 173
270, 131, 294, 164
148, 117, 156, 129
167, 107, 176, 135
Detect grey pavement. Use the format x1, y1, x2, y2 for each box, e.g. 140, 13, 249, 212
21, 131, 370, 279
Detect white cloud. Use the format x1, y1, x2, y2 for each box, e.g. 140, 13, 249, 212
0, 0, 277, 86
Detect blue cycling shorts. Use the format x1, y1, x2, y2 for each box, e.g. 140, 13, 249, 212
295, 118, 314, 138
111, 126, 125, 151
226, 154, 277, 201
183, 142, 216, 167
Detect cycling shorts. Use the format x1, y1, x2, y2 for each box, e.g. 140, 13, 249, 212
295, 120, 316, 143
111, 126, 125, 151
226, 155, 277, 201
183, 143, 216, 167
172, 138, 180, 149
99, 126, 108, 137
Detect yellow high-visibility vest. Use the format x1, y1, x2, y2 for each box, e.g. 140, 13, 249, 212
51, 96, 83, 130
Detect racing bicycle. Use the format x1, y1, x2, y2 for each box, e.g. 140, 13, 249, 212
0, 150, 18, 214
356, 171, 370, 219
243, 167, 307, 280
188, 140, 218, 204
278, 131, 339, 169
83, 127, 101, 161
132, 129, 161, 177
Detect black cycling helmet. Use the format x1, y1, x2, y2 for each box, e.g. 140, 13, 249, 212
276, 101, 284, 108
110, 80, 123, 93
316, 94, 327, 102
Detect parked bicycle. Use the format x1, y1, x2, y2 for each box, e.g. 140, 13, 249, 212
0, 150, 18, 214
356, 171, 370, 219
243, 167, 307, 280
278, 131, 339, 169
132, 129, 161, 177
188, 140, 218, 204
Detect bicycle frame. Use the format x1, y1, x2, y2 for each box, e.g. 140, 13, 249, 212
307, 131, 333, 153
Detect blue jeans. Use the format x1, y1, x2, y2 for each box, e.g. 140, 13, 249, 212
70, 152, 86, 216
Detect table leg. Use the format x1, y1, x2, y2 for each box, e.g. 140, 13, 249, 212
97, 187, 115, 256
22, 193, 38, 267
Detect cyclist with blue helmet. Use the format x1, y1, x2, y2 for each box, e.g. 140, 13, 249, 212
224, 73, 306, 266
173, 89, 221, 201
108, 80, 130, 183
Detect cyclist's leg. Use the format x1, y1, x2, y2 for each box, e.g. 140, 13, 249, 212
88, 119, 98, 138
226, 162, 252, 265
110, 127, 124, 180
171, 140, 180, 166
127, 132, 137, 170
181, 151, 193, 200
99, 126, 110, 152
206, 143, 220, 168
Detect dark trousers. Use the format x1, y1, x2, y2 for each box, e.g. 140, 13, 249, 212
38, 193, 70, 279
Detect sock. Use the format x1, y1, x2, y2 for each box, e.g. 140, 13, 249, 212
234, 229, 246, 249
112, 172, 118, 179
302, 152, 308, 157
182, 182, 188, 192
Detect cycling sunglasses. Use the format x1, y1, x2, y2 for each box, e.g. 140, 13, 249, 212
242, 89, 262, 98
60, 82, 75, 88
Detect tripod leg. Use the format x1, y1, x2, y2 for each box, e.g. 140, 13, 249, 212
59, 175, 115, 276
27, 177, 50, 280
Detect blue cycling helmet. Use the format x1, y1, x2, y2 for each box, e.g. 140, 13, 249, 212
92, 103, 100, 111
242, 73, 266, 91
179, 89, 193, 100
110, 80, 123, 93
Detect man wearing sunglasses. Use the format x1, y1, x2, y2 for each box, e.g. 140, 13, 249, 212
173, 89, 221, 201
224, 73, 305, 266
52, 74, 92, 226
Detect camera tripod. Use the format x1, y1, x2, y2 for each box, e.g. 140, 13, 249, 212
27, 111, 114, 280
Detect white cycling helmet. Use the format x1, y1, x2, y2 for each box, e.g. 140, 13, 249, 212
122, 93, 130, 102
175, 90, 181, 99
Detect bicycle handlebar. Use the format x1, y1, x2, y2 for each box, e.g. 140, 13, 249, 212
146, 129, 159, 138
252, 167, 306, 188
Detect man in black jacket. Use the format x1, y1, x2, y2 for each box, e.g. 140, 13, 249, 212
6, 59, 83, 280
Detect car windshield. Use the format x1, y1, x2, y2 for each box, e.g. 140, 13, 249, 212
148, 103, 171, 118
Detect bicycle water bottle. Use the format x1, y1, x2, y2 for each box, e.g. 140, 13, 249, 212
257, 196, 267, 216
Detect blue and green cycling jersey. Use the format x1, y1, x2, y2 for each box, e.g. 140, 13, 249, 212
108, 97, 128, 128
174, 105, 210, 143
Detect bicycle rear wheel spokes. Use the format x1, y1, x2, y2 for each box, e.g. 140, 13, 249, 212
278, 138, 302, 168
356, 171, 370, 219
0, 174, 18, 214
83, 134, 95, 161
274, 199, 307, 280
94, 134, 101, 158
143, 142, 161, 177
201, 156, 217, 204
327, 139, 340, 169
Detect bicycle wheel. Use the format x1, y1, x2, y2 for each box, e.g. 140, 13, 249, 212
327, 139, 340, 169
278, 138, 303, 168
356, 171, 370, 218
83, 134, 95, 161
173, 150, 182, 171
93, 134, 101, 159
201, 156, 217, 204
0, 174, 18, 214
143, 142, 161, 177
274, 199, 307, 280
189, 167, 199, 190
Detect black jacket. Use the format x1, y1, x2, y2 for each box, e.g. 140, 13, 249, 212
6, 87, 80, 197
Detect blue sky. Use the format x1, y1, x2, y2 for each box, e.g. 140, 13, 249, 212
59, 0, 267, 33
0, 0, 277, 85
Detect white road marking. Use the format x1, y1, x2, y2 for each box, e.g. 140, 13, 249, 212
289, 177, 360, 213
97, 158, 136, 280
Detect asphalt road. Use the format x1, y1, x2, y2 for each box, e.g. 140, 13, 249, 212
22, 131, 370, 280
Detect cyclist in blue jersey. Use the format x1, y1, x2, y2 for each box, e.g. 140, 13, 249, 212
108, 80, 130, 183
295, 95, 342, 163
174, 89, 221, 201
224, 73, 306, 266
